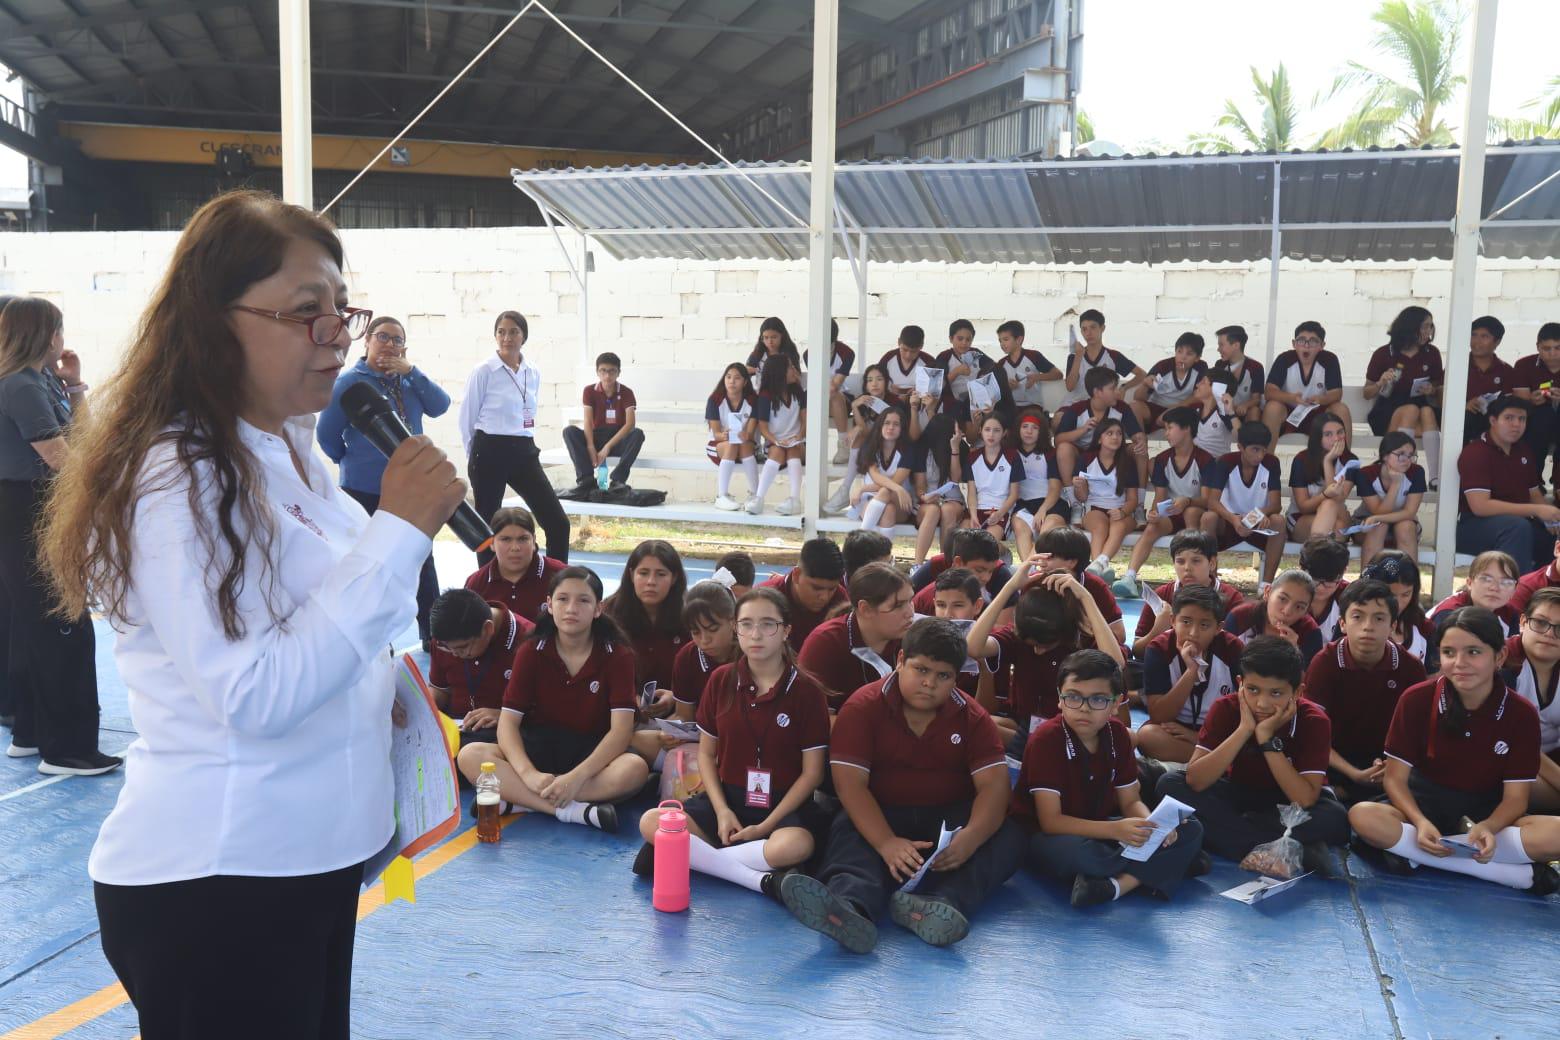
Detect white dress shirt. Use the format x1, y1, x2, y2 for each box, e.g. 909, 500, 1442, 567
89, 415, 432, 886
458, 353, 541, 454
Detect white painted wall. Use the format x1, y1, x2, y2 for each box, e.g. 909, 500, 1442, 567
2, 226, 1556, 500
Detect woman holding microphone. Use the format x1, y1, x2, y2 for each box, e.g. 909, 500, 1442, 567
459, 311, 570, 565
317, 314, 451, 648
39, 190, 468, 1039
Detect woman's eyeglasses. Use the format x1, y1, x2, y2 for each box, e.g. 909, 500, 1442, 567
736, 619, 783, 636
1059, 692, 1117, 711
371, 330, 406, 349
1473, 574, 1518, 591
231, 305, 373, 346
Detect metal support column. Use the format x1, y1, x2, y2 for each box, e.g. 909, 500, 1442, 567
278, 0, 313, 207
1433, 0, 1499, 597
1263, 162, 1282, 370
857, 231, 869, 372
802, 0, 839, 539
578, 231, 594, 394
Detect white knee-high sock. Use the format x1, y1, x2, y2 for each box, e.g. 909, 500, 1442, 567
728, 837, 774, 871
688, 835, 767, 891
1423, 430, 1442, 467
718, 458, 736, 497
756, 459, 780, 500
786, 457, 804, 498
860, 497, 887, 529
741, 456, 759, 494
847, 446, 860, 473
1387, 823, 1533, 889
878, 525, 898, 537
1492, 825, 1534, 865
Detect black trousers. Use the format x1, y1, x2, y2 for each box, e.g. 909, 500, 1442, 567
0, 479, 100, 758
96, 864, 363, 1040
1027, 818, 1205, 897
0, 590, 10, 720
468, 432, 569, 567
1157, 773, 1349, 861
818, 801, 1023, 921
1526, 409, 1560, 486
561, 424, 646, 485
342, 487, 440, 641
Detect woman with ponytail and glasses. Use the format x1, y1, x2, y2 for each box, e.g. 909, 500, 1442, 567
457, 566, 648, 832
458, 310, 570, 566
317, 314, 450, 647
635, 587, 830, 897
1350, 607, 1560, 893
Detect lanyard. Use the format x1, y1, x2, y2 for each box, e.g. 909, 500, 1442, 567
735, 670, 784, 769
378, 373, 406, 420
500, 358, 531, 414
1064, 723, 1115, 820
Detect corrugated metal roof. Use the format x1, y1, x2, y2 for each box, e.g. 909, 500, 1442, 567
511, 144, 1560, 264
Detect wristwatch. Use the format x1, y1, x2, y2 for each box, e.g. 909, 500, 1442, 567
1260, 737, 1286, 754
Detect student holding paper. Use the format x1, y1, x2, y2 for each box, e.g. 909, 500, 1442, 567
457, 566, 648, 831
427, 589, 534, 747
779, 618, 1025, 952
1511, 324, 1560, 481
1211, 325, 1265, 424
1015, 650, 1207, 907
706, 363, 760, 511
996, 320, 1060, 410
1500, 588, 1560, 811
798, 563, 916, 712
1062, 308, 1147, 406
632, 580, 740, 763
1055, 367, 1149, 508
910, 425, 969, 567
1352, 432, 1428, 560
878, 325, 936, 397
1201, 422, 1286, 586
1137, 585, 1245, 765
635, 588, 831, 896
1191, 369, 1238, 458
1260, 321, 1350, 445
1349, 607, 1560, 893
1284, 412, 1356, 544
1364, 307, 1443, 476
1131, 332, 1208, 434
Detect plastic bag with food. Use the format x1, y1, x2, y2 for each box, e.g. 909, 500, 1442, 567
1238, 802, 1309, 879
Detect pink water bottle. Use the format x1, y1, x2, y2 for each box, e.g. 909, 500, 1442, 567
652, 799, 690, 913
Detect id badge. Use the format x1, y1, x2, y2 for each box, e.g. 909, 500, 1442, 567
746, 768, 772, 808
523, 416, 536, 429
604, 408, 617, 422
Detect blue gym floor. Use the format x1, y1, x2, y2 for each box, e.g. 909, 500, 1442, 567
2, 549, 1556, 1040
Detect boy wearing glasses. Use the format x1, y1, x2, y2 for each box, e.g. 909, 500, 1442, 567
780, 618, 1024, 952
426, 589, 533, 747
1158, 636, 1349, 876
1302, 580, 1427, 804
1015, 649, 1206, 907
562, 351, 645, 495
1500, 587, 1560, 811
1260, 321, 1351, 445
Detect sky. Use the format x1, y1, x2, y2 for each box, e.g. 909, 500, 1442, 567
2, 0, 1557, 197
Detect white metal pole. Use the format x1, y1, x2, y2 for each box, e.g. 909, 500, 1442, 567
1433, 0, 1498, 598
578, 231, 594, 395
802, 0, 839, 539
1263, 162, 1282, 371
858, 231, 869, 373
278, 0, 313, 208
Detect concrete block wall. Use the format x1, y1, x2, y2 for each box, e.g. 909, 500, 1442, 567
2, 226, 1556, 504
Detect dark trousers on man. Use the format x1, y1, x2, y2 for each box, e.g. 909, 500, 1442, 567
1027, 818, 1205, 897
561, 424, 645, 486
342, 488, 439, 642
469, 431, 569, 568
1156, 774, 1349, 861
1455, 514, 1554, 575
818, 800, 1024, 921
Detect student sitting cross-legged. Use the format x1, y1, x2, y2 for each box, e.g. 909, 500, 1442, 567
1015, 650, 1207, 907
1349, 607, 1560, 893
456, 566, 649, 833
1136, 584, 1245, 765
778, 618, 1025, 952
1157, 636, 1350, 877
635, 588, 831, 898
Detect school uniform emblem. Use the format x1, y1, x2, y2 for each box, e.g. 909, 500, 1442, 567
1494, 740, 1509, 755
284, 503, 325, 537
776, 713, 791, 728
950, 733, 962, 745
1387, 681, 1397, 689
504, 670, 513, 680
589, 680, 600, 693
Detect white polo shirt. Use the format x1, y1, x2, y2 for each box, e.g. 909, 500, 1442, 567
458, 352, 541, 454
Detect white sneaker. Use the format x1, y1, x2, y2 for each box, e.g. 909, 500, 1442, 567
832, 440, 850, 466
714, 494, 740, 511
6, 742, 39, 758
775, 498, 799, 516
744, 497, 763, 515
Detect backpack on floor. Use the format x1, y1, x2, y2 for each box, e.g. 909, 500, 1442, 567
589, 484, 666, 508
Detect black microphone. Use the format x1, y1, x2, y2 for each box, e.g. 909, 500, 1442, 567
341, 381, 494, 552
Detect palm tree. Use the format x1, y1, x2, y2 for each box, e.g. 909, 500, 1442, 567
1490, 74, 1560, 142
1076, 108, 1095, 146
1188, 64, 1303, 152
1317, 0, 1465, 149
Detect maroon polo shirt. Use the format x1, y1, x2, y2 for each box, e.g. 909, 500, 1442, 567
1431, 589, 1520, 634
1365, 345, 1444, 407
1467, 356, 1516, 401
798, 612, 902, 712
695, 660, 830, 798
465, 554, 566, 624
830, 672, 1005, 808
1011, 716, 1138, 827
671, 640, 731, 708
1134, 579, 1246, 639
625, 628, 684, 694
1508, 560, 1560, 615
1226, 601, 1321, 647
760, 569, 849, 651
582, 381, 637, 431
987, 625, 1077, 723
501, 635, 637, 737
1385, 677, 1541, 793
1195, 694, 1331, 794
1458, 435, 1540, 516
1512, 354, 1560, 396
1303, 638, 1426, 764
428, 604, 533, 717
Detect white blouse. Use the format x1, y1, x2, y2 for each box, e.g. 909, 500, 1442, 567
458, 353, 541, 454
89, 415, 431, 886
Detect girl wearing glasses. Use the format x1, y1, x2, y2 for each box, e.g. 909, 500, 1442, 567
317, 314, 451, 648
1349, 607, 1560, 893
1362, 550, 1435, 666
635, 587, 830, 897
1431, 550, 1519, 637
1350, 432, 1427, 563
1500, 588, 1560, 811
458, 310, 571, 567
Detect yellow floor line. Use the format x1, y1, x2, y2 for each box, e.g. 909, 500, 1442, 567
2, 818, 510, 1040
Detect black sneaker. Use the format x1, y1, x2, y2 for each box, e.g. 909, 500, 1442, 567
890, 892, 969, 947
1378, 850, 1416, 876
632, 842, 655, 878
1187, 850, 1213, 878
583, 802, 618, 833
759, 867, 795, 905
1301, 840, 1337, 879
38, 751, 122, 777
1529, 862, 1560, 897
779, 873, 877, 953
1070, 875, 1118, 908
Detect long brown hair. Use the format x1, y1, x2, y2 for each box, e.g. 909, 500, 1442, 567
40, 190, 347, 638
0, 297, 63, 380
